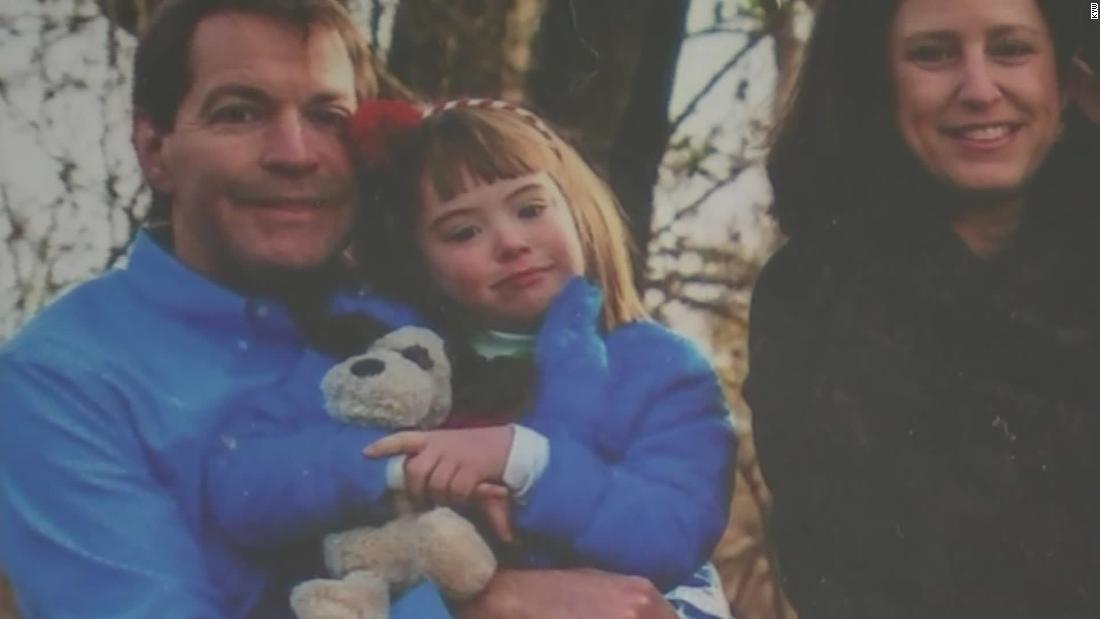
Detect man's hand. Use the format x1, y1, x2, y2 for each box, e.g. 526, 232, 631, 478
453, 568, 680, 619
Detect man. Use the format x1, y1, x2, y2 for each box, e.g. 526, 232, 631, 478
0, 1, 450, 617
0, 1, 725, 617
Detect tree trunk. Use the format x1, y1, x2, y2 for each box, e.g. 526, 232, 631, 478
386, 0, 546, 101
527, 0, 689, 281
94, 0, 158, 34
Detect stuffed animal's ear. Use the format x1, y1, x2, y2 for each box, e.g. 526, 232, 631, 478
400, 345, 434, 371
365, 326, 452, 427
322, 349, 437, 428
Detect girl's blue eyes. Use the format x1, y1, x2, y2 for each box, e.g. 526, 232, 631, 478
445, 227, 478, 243
441, 202, 548, 244
517, 203, 547, 219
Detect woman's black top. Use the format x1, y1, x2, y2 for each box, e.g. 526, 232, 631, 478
745, 214, 1100, 618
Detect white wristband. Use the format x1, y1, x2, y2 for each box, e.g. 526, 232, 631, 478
503, 424, 550, 501
386, 455, 406, 490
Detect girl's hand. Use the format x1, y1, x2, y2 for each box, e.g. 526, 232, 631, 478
476, 490, 515, 544
365, 425, 514, 505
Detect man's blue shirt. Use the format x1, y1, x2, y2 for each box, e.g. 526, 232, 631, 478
0, 231, 450, 618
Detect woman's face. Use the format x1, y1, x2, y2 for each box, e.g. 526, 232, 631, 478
889, 0, 1063, 193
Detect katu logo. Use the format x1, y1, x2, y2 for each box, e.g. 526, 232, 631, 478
1093, 2, 1099, 20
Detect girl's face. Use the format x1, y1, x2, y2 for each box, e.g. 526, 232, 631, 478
415, 170, 586, 331
888, 0, 1063, 193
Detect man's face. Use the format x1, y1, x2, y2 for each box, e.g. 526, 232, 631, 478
136, 11, 358, 285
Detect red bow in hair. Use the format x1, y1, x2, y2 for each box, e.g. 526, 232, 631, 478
348, 99, 423, 167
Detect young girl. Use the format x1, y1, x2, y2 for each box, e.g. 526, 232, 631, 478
349, 98, 736, 592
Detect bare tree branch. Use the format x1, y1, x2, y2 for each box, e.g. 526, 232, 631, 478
684, 25, 754, 39
651, 163, 748, 238
668, 27, 767, 136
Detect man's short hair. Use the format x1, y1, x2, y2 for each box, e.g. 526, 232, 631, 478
132, 0, 376, 131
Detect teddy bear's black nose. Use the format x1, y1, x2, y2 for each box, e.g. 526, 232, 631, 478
350, 358, 386, 378
401, 345, 434, 371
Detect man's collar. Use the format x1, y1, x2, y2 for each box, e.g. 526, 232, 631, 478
123, 229, 299, 336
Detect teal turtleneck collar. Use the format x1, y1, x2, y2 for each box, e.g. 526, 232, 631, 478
469, 329, 536, 360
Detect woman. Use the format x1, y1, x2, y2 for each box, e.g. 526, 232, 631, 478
745, 0, 1100, 617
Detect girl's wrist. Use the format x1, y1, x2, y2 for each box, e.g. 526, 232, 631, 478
502, 423, 549, 500
385, 454, 407, 490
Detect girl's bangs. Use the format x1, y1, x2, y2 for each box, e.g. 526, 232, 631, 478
419, 114, 561, 201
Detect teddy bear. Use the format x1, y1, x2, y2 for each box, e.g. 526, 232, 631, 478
288, 326, 498, 619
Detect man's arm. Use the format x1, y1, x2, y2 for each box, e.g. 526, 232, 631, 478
453, 568, 682, 619
0, 354, 227, 619
0, 351, 452, 619
454, 565, 732, 619
205, 418, 397, 549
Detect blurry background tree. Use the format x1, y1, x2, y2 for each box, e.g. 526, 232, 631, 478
0, 0, 817, 617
